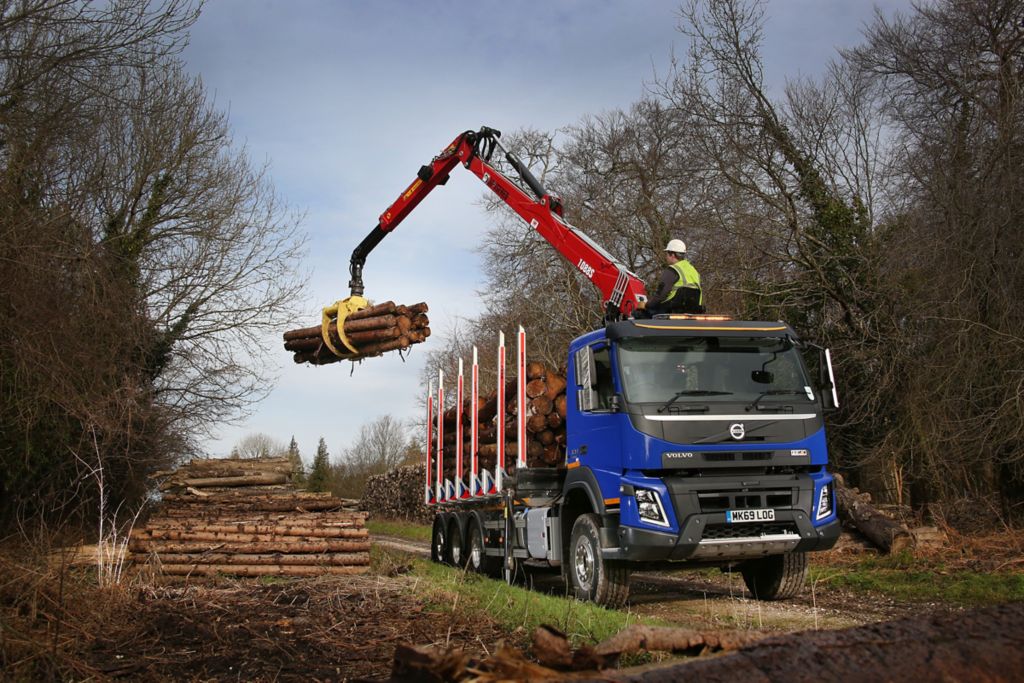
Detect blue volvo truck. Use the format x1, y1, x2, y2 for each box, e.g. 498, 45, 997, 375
430, 315, 840, 606
328, 126, 840, 605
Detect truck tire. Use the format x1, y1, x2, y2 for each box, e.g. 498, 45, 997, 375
431, 517, 447, 564
740, 551, 808, 600
568, 514, 630, 608
467, 519, 498, 576
446, 517, 465, 567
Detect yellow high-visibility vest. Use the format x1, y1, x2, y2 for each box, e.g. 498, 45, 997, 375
665, 259, 703, 305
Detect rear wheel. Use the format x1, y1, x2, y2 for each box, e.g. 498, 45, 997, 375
467, 520, 497, 575
430, 517, 447, 564
568, 514, 630, 608
445, 518, 465, 567
740, 551, 808, 600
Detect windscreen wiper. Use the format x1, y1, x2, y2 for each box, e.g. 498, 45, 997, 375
748, 389, 807, 412
658, 390, 733, 414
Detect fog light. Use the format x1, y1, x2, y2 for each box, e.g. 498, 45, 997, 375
635, 488, 669, 527
816, 483, 833, 520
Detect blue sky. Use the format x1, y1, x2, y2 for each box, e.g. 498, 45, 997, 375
183, 0, 907, 463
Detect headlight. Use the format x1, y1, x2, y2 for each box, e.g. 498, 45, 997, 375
634, 487, 670, 527
816, 482, 833, 520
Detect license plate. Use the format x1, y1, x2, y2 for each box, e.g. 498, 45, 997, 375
726, 508, 775, 523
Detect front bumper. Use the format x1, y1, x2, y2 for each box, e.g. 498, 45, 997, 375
605, 511, 840, 562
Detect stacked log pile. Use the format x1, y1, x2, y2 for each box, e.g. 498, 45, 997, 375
131, 458, 369, 577
363, 464, 432, 524
439, 361, 568, 482
283, 301, 430, 365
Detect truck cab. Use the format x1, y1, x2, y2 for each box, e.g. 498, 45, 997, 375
559, 315, 840, 602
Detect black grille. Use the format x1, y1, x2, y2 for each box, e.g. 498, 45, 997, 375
702, 451, 773, 463
697, 489, 795, 512
701, 522, 796, 540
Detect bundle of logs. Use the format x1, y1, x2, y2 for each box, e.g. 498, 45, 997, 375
438, 361, 568, 482
283, 301, 430, 365
363, 464, 433, 524
131, 458, 370, 577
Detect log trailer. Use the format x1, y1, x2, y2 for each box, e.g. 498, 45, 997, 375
342, 126, 841, 605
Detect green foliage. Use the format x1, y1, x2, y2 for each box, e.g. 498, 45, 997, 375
306, 437, 331, 492
286, 436, 305, 484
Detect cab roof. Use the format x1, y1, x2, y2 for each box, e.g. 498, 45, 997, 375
606, 316, 796, 341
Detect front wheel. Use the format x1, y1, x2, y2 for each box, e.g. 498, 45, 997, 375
740, 551, 808, 600
568, 514, 630, 608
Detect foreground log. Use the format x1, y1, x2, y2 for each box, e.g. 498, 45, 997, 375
834, 474, 914, 554
384, 603, 1024, 681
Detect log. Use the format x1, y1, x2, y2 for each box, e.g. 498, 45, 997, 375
345, 300, 397, 321
526, 362, 547, 380
555, 394, 567, 417
526, 414, 548, 433
137, 522, 367, 538
130, 540, 371, 554
186, 457, 292, 471
834, 475, 914, 554
161, 491, 337, 503
154, 552, 370, 566
542, 443, 561, 465
159, 499, 354, 513
528, 395, 553, 416
341, 325, 402, 345
139, 528, 368, 543
546, 411, 563, 429
159, 472, 288, 491
526, 379, 547, 399
544, 373, 567, 401
157, 564, 368, 576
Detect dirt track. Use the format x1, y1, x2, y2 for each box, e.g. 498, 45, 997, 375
373, 535, 945, 633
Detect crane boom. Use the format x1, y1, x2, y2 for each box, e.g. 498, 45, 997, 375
347, 127, 647, 320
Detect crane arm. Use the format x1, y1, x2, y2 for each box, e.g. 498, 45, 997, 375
347, 126, 647, 320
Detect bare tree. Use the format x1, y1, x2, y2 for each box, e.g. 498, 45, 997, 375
846, 0, 1024, 515
0, 1, 306, 528
232, 433, 286, 460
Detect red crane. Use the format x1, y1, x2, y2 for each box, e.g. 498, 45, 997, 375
346, 126, 648, 321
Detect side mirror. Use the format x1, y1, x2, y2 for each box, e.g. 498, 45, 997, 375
751, 370, 774, 384
819, 348, 840, 412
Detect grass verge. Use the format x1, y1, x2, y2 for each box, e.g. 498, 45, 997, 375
372, 545, 668, 649
811, 552, 1024, 605
367, 518, 432, 543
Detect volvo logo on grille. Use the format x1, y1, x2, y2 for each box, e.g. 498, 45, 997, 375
729, 423, 745, 440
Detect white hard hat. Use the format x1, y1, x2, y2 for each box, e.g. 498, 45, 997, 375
665, 239, 687, 253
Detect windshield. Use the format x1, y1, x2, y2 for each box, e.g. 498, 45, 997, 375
616, 336, 814, 405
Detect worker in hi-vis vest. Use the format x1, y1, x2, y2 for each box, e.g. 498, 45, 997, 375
644, 239, 704, 315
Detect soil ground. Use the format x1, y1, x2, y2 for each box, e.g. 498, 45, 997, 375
2, 532, 1014, 681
